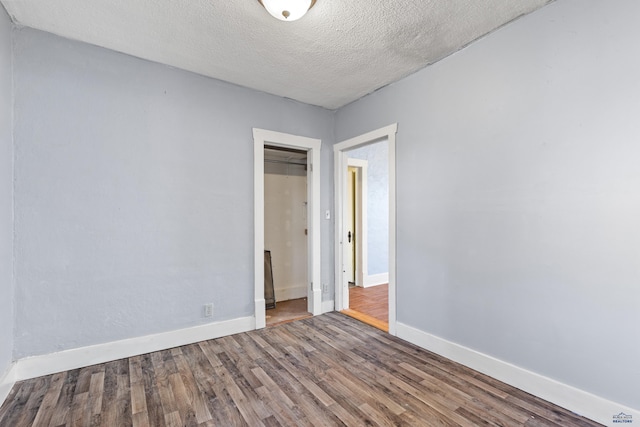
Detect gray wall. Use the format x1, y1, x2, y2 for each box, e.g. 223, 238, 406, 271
347, 140, 388, 275
336, 0, 640, 409
12, 27, 334, 358
0, 5, 13, 376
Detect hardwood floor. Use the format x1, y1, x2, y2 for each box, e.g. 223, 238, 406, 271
344, 283, 389, 331
266, 298, 312, 327
0, 313, 602, 427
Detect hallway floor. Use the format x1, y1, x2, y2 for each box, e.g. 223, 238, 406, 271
265, 297, 312, 327
342, 283, 389, 331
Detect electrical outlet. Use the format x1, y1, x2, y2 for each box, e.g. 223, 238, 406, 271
322, 283, 328, 293
204, 303, 214, 318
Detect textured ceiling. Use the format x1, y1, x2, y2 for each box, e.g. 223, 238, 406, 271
1, 0, 551, 109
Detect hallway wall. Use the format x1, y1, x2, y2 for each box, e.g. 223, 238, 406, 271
347, 139, 389, 278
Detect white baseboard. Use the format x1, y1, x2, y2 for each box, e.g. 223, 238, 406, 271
0, 363, 17, 407
274, 285, 307, 302
396, 322, 639, 427
363, 273, 388, 288
14, 316, 255, 383
322, 299, 335, 313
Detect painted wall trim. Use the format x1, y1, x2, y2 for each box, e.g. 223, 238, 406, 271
396, 322, 639, 427
334, 123, 398, 152
0, 363, 17, 408
363, 273, 388, 288
321, 299, 335, 313
13, 316, 254, 383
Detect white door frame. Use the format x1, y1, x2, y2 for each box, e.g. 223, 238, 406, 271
254, 128, 322, 329
334, 123, 398, 335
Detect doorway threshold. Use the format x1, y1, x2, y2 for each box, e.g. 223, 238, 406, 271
340, 309, 389, 332
266, 298, 312, 328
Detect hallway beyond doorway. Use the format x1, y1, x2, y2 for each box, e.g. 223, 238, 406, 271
341, 284, 388, 332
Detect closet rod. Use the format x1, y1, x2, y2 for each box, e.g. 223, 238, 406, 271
264, 159, 307, 167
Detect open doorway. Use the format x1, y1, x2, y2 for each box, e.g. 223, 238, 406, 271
253, 129, 321, 330
344, 140, 389, 330
334, 124, 398, 334
263, 146, 312, 326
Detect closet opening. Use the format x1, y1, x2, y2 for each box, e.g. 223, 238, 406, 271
253, 128, 322, 330
264, 146, 312, 326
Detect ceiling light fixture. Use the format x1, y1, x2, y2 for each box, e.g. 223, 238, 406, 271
258, 0, 316, 22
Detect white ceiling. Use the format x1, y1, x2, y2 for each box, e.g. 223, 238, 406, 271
1, 0, 552, 110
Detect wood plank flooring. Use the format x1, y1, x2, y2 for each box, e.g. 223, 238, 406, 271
349, 284, 389, 323
0, 313, 602, 427
344, 284, 389, 331
266, 298, 312, 327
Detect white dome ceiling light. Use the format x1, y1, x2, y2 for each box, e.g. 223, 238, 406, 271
258, 0, 317, 21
